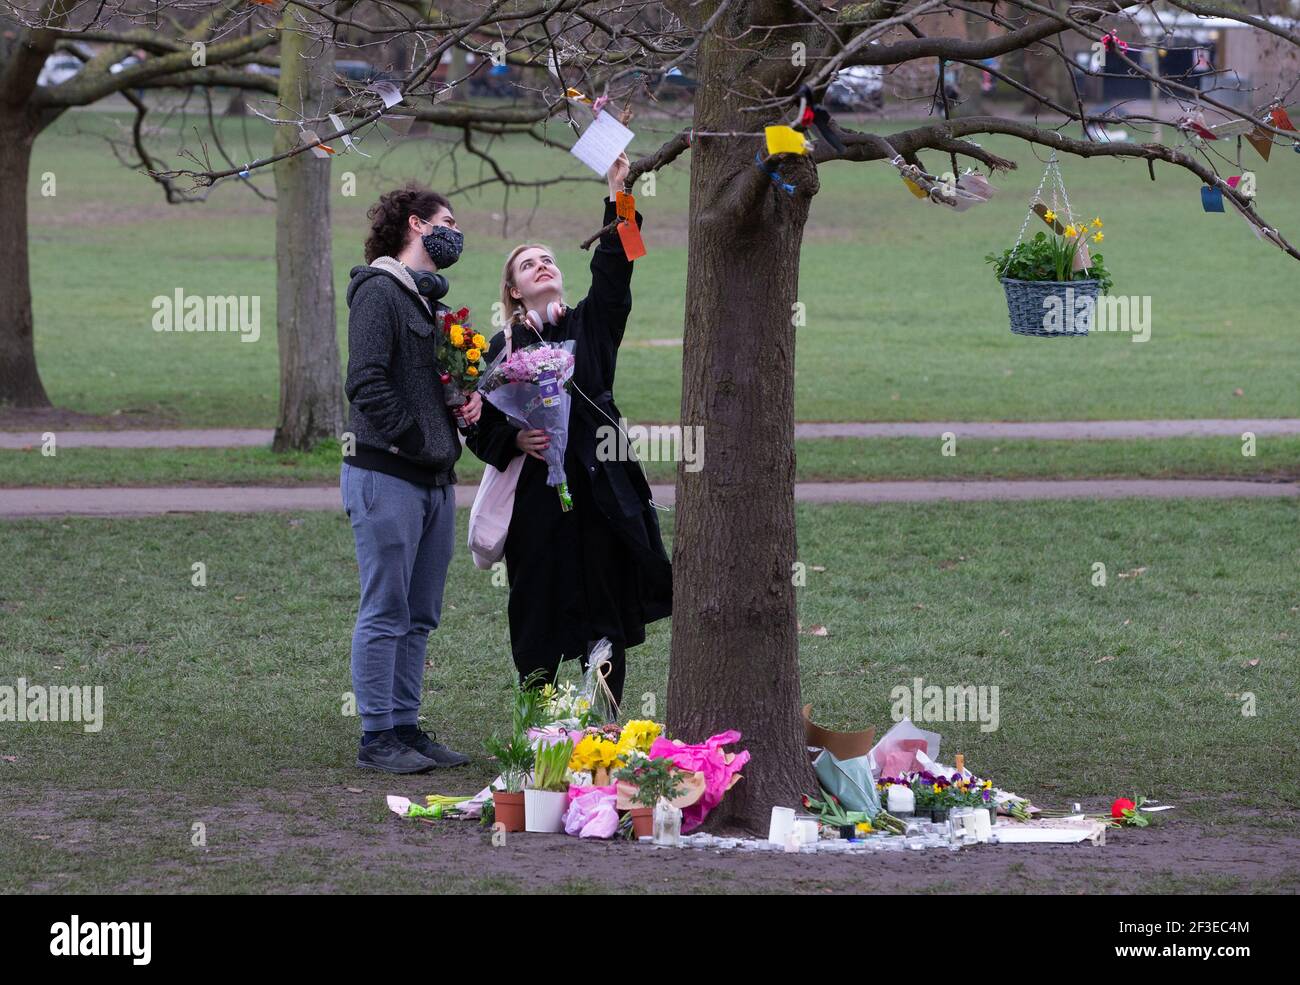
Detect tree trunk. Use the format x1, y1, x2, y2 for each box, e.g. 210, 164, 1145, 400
271, 14, 345, 452
0, 113, 51, 408
448, 45, 468, 100
665, 20, 819, 834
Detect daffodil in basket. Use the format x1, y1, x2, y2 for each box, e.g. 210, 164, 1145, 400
985, 155, 1114, 337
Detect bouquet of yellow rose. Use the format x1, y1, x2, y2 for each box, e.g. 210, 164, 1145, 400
436, 306, 486, 427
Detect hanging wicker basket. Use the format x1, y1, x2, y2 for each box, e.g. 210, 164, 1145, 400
997, 155, 1100, 338
1000, 277, 1098, 337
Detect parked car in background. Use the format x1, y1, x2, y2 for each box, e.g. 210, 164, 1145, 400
336, 60, 392, 84
36, 52, 84, 87
109, 54, 142, 74
826, 65, 883, 111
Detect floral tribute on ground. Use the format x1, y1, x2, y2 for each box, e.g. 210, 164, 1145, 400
384, 678, 1170, 853
385, 640, 748, 843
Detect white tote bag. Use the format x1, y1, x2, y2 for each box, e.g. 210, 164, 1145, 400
468, 325, 519, 570
468, 453, 523, 570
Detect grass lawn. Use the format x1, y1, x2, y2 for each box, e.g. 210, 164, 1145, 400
1, 499, 1296, 892
22, 109, 1300, 427
2, 435, 1297, 487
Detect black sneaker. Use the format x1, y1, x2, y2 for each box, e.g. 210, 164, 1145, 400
395, 726, 470, 768
356, 732, 438, 774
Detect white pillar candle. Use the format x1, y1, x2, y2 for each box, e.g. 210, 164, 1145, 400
794, 815, 820, 845
886, 784, 915, 815
768, 806, 795, 846
973, 809, 992, 843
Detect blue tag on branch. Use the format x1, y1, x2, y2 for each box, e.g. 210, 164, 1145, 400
1201, 185, 1224, 212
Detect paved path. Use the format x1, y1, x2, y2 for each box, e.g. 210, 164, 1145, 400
1, 479, 1294, 518
2, 418, 1298, 449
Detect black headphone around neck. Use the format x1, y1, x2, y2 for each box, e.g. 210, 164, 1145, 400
410, 268, 449, 302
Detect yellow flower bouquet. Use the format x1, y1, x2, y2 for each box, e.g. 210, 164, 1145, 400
436, 306, 485, 426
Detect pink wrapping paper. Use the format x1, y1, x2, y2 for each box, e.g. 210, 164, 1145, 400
647, 730, 750, 832
564, 784, 619, 838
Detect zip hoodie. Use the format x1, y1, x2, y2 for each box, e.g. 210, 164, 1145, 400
343, 259, 461, 487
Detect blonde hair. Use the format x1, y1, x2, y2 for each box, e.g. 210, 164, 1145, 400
500, 243, 561, 326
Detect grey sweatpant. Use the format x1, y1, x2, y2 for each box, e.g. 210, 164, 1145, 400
341, 463, 456, 732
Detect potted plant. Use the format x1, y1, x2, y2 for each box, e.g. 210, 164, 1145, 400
485, 733, 533, 832
930, 775, 963, 823
986, 214, 1112, 337
911, 775, 936, 820
614, 756, 686, 839
525, 738, 575, 833
486, 673, 550, 832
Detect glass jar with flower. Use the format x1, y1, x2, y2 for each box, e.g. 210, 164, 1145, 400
614, 756, 687, 841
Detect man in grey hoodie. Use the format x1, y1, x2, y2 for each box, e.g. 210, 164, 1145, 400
342, 184, 480, 774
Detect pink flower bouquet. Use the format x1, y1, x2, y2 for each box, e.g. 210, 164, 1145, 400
477, 341, 578, 510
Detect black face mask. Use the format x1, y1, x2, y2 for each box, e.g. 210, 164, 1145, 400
421, 225, 464, 269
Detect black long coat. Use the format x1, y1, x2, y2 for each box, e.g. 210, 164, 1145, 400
466, 198, 672, 677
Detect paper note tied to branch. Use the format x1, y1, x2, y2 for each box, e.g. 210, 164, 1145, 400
328, 113, 370, 157
299, 129, 335, 159
570, 111, 634, 176
368, 81, 403, 109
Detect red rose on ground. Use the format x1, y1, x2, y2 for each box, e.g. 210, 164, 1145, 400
1111, 797, 1136, 819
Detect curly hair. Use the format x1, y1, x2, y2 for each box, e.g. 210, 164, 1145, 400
363, 183, 451, 263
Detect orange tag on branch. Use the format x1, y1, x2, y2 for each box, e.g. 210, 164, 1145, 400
617, 218, 646, 260
615, 191, 636, 222
614, 191, 645, 259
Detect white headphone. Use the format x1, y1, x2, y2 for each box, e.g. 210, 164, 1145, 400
523, 301, 567, 333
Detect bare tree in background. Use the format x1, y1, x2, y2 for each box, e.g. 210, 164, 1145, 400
0, 0, 277, 408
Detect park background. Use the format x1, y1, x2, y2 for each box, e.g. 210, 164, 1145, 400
1, 103, 1298, 893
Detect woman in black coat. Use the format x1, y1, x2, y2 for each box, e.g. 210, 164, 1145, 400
466, 156, 671, 705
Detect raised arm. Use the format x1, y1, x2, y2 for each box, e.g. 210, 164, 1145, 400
582, 193, 643, 350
